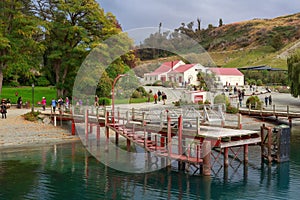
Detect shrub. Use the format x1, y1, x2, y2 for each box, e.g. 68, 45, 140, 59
246, 95, 262, 109
131, 90, 142, 98
256, 79, 263, 86
152, 80, 162, 86
214, 94, 230, 106
9, 81, 19, 87
99, 97, 111, 106
162, 81, 172, 87
36, 76, 51, 86
22, 111, 41, 121
226, 105, 239, 114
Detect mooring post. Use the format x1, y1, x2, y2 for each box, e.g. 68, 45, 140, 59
167, 115, 172, 155
71, 119, 76, 135
203, 141, 211, 176
238, 113, 242, 129
85, 109, 88, 137
167, 115, 172, 167
105, 111, 109, 140
54, 115, 57, 127
224, 147, 229, 168
127, 139, 131, 152
244, 144, 249, 164
267, 126, 272, 163
178, 115, 183, 155
260, 124, 265, 163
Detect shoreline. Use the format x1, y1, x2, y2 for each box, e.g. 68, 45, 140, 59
1, 90, 299, 151
0, 108, 80, 150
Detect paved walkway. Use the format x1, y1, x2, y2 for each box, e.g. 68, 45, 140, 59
0, 108, 79, 149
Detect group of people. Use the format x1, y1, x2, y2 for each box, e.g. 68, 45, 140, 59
50, 97, 70, 113
153, 90, 167, 105
264, 95, 272, 107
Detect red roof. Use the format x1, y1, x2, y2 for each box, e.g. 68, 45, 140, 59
209, 68, 244, 76
171, 64, 195, 73
147, 61, 181, 75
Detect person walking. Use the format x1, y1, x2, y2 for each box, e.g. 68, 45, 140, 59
51, 98, 57, 113
65, 97, 70, 110
153, 93, 158, 104
269, 95, 272, 106
162, 92, 167, 105
238, 93, 243, 107
41, 97, 46, 111
264, 96, 269, 107
157, 90, 162, 102
94, 95, 99, 107
1, 101, 7, 119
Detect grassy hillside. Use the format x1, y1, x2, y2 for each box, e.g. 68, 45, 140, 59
137, 13, 300, 71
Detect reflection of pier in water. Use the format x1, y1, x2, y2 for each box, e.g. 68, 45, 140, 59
69, 105, 262, 177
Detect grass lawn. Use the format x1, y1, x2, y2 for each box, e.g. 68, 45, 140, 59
0, 86, 57, 105
0, 86, 152, 106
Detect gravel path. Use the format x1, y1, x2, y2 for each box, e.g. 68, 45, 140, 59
0, 108, 79, 149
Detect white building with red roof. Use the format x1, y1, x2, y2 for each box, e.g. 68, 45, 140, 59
208, 68, 244, 86
168, 63, 206, 86
143, 60, 207, 86
144, 60, 185, 84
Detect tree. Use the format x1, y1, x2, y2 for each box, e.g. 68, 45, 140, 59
287, 50, 300, 97
35, 0, 124, 97
270, 33, 284, 51
0, 0, 44, 93
219, 18, 223, 27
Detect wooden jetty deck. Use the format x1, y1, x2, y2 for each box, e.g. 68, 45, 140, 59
239, 104, 300, 126
40, 106, 261, 176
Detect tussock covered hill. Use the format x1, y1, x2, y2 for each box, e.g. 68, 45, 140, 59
203, 13, 300, 51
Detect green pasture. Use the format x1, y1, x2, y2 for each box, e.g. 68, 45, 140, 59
0, 86, 152, 106
0, 86, 56, 105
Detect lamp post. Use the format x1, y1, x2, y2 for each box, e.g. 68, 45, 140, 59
31, 83, 34, 112
112, 74, 127, 122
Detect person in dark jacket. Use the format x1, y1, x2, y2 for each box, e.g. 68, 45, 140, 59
1, 101, 7, 119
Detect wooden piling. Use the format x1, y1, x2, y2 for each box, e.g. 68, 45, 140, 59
203, 141, 211, 176
238, 113, 242, 129
224, 147, 229, 168
244, 144, 248, 164
71, 120, 76, 135
85, 109, 88, 137
105, 111, 109, 140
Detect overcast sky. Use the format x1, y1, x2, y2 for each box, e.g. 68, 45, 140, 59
99, 0, 300, 31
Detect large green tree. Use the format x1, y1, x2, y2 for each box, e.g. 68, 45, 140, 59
0, 0, 44, 93
35, 0, 123, 97
287, 50, 300, 98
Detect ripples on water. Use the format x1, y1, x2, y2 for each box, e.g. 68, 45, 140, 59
0, 127, 300, 199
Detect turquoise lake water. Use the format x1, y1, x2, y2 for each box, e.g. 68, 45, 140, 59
1, 127, 300, 200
